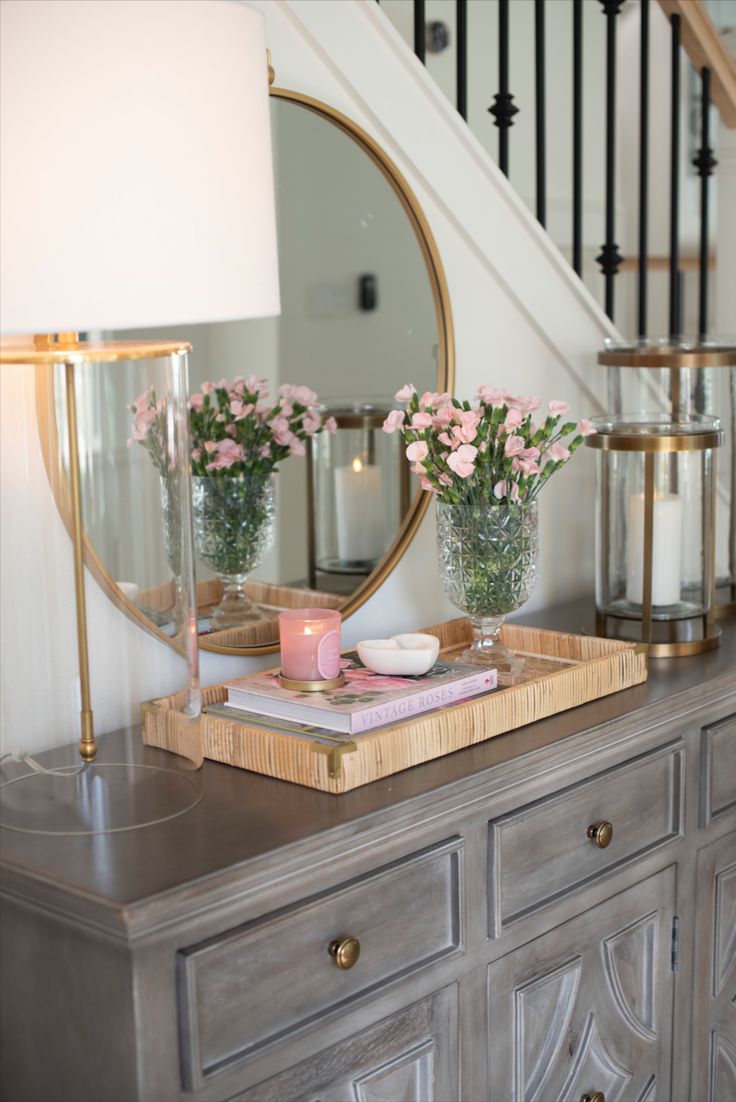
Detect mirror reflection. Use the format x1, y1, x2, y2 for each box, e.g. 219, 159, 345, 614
42, 91, 451, 653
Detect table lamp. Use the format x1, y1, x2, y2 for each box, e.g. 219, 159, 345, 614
0, 0, 280, 832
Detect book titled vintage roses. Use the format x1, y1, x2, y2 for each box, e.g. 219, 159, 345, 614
222, 656, 497, 735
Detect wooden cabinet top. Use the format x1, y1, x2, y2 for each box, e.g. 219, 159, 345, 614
1, 599, 735, 937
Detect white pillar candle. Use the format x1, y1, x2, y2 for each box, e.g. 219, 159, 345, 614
626, 492, 684, 606
334, 458, 385, 563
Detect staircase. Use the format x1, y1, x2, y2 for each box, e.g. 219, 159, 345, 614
378, 0, 736, 342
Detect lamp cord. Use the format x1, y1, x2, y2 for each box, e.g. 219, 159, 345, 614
0, 750, 88, 785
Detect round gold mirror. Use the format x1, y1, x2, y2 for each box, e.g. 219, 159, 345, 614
37, 88, 454, 655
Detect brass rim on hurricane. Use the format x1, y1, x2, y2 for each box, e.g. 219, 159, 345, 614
595, 613, 721, 657
643, 635, 721, 657
598, 343, 736, 369
586, 413, 722, 453
586, 430, 723, 452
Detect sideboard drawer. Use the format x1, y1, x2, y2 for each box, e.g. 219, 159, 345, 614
700, 713, 736, 827
177, 836, 463, 1089
488, 741, 683, 932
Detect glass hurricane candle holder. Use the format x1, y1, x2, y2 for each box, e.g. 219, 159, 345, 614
587, 414, 722, 657
600, 339, 736, 617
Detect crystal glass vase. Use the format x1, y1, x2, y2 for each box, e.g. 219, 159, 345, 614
192, 473, 276, 630
437, 497, 539, 682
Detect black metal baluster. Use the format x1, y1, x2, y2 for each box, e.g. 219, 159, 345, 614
572, 0, 583, 276
489, 0, 517, 177
693, 66, 716, 339
414, 0, 426, 64
597, 1, 624, 322
638, 0, 650, 339
535, 0, 546, 226
457, 0, 468, 120
669, 13, 681, 338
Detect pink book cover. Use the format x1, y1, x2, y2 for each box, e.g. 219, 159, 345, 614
224, 655, 498, 735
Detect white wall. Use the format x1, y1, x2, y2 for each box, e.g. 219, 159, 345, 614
0, 0, 617, 757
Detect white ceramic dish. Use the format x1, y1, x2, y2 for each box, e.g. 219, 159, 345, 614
357, 633, 440, 676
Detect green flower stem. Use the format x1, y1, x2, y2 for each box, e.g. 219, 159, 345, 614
438, 498, 539, 618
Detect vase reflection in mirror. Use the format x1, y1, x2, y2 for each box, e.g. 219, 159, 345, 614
192, 473, 276, 628
132, 376, 337, 631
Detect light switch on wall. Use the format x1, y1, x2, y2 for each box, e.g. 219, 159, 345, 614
306, 280, 356, 319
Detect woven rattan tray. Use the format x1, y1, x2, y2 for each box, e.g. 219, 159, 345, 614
142, 618, 647, 794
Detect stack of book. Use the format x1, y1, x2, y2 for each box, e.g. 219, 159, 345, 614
205, 654, 497, 742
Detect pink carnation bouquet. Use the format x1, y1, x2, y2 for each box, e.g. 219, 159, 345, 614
130, 376, 337, 478
384, 385, 595, 678
383, 384, 594, 505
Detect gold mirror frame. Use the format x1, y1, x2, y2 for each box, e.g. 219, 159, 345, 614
36, 86, 455, 656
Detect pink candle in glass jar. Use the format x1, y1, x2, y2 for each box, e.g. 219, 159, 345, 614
279, 609, 342, 682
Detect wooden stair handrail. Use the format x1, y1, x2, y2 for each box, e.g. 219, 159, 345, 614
657, 0, 736, 127
619, 254, 716, 273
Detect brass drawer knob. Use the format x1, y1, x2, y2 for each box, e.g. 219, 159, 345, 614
328, 936, 360, 970
587, 820, 613, 848
580, 1093, 605, 1102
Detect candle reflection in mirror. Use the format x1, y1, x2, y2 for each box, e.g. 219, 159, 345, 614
334, 456, 385, 563
307, 402, 410, 590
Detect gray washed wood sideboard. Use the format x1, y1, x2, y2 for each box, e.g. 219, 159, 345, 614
1, 600, 735, 1102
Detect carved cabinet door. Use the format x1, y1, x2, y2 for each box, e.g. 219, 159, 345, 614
233, 984, 458, 1102
690, 831, 736, 1102
487, 866, 676, 1102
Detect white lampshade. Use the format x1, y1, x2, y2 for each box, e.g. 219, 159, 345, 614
0, 0, 280, 334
